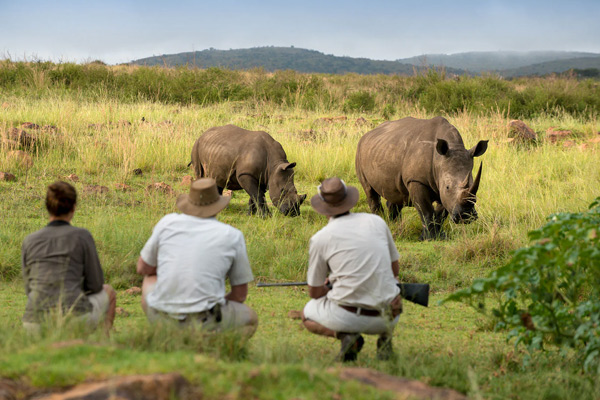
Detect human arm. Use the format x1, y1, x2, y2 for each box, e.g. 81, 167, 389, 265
21, 241, 30, 296
81, 231, 105, 294
136, 256, 157, 276
391, 260, 399, 278
307, 236, 330, 298
308, 279, 331, 299
226, 283, 248, 303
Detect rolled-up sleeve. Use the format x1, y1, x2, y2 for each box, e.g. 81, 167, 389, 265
140, 221, 162, 267
228, 231, 253, 286
307, 235, 328, 287
81, 231, 104, 294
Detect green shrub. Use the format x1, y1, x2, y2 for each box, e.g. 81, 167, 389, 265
443, 197, 600, 372
343, 90, 375, 113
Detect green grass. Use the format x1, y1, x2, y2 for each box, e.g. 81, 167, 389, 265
1, 92, 600, 398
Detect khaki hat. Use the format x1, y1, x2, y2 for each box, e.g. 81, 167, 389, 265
176, 178, 230, 218
310, 177, 359, 216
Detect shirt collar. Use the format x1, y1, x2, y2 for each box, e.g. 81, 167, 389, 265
47, 220, 71, 227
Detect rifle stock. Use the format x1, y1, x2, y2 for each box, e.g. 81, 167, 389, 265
256, 281, 429, 307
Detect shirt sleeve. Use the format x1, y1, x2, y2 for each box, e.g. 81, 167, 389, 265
227, 231, 254, 286
307, 234, 329, 287
382, 218, 400, 262
140, 219, 163, 267
81, 230, 105, 294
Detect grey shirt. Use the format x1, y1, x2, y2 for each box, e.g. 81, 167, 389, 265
21, 221, 104, 323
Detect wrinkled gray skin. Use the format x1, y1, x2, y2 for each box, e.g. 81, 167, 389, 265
356, 116, 488, 240
190, 124, 306, 217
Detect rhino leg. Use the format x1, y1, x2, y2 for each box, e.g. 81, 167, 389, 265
238, 174, 271, 217
408, 182, 444, 241
386, 201, 403, 221
364, 187, 384, 215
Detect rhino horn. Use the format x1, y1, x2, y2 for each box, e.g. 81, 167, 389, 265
469, 162, 483, 195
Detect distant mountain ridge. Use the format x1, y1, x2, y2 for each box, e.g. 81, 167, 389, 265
130, 47, 600, 77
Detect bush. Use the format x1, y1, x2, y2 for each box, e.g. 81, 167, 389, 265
343, 90, 375, 113
443, 197, 600, 372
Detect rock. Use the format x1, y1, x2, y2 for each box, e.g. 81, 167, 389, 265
37, 373, 189, 400
116, 307, 130, 317
298, 129, 317, 141
287, 310, 302, 320
0, 172, 17, 182
8, 150, 33, 168
114, 183, 131, 191
83, 185, 109, 195
125, 286, 142, 295
8, 127, 36, 148
66, 174, 79, 182
336, 367, 467, 400
508, 120, 537, 142
180, 175, 193, 186
546, 127, 573, 143
147, 182, 174, 195
355, 117, 368, 126
133, 168, 143, 176
21, 122, 40, 129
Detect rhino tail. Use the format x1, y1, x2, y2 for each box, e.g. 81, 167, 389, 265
187, 160, 192, 167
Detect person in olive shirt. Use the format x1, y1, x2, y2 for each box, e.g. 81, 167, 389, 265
21, 181, 116, 333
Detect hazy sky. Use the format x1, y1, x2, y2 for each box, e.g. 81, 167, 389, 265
1, 0, 599, 64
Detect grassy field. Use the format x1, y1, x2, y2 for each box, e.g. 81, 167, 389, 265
1, 89, 600, 399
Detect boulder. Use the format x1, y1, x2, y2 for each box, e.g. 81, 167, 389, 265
180, 175, 193, 186
133, 168, 143, 176
8, 150, 33, 168
336, 367, 467, 400
508, 120, 537, 143
8, 128, 36, 148
37, 373, 189, 400
21, 122, 41, 129
546, 127, 573, 143
125, 287, 142, 295
0, 172, 17, 182
146, 182, 174, 195
83, 185, 109, 195
66, 174, 79, 182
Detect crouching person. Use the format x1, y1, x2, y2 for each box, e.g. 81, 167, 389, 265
302, 177, 403, 362
21, 181, 116, 334
137, 178, 258, 338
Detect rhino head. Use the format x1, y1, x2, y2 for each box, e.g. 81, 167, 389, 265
269, 162, 307, 217
435, 139, 488, 224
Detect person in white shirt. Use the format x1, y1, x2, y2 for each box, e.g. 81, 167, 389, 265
137, 178, 258, 337
302, 177, 402, 362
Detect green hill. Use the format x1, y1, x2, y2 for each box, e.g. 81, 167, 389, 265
130, 46, 466, 75
397, 51, 598, 72
498, 56, 600, 77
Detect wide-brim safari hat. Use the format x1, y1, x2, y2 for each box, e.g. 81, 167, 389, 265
310, 177, 359, 216
176, 178, 230, 218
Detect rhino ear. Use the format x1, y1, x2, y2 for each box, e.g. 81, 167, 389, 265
436, 139, 449, 156
281, 162, 297, 170
469, 140, 488, 158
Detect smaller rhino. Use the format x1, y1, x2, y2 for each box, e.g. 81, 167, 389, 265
190, 124, 306, 216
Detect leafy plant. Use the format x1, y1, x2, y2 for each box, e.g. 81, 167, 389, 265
443, 197, 600, 372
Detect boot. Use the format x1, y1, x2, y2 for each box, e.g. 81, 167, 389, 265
376, 334, 395, 361
336, 333, 364, 362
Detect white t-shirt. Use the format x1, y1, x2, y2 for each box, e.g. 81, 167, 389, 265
307, 213, 400, 309
140, 213, 253, 314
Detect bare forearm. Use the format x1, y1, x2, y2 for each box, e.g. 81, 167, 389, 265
226, 284, 248, 303
391, 260, 399, 278
136, 256, 157, 276
308, 285, 329, 299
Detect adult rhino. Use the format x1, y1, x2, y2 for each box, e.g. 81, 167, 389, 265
355, 116, 488, 240
190, 124, 306, 217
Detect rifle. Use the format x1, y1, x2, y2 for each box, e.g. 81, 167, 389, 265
256, 281, 429, 307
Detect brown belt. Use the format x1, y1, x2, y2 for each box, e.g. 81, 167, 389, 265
340, 305, 381, 317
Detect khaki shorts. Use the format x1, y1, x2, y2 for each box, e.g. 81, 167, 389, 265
144, 283, 255, 331
303, 296, 399, 335
23, 289, 110, 334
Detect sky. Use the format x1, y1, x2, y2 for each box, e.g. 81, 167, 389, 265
1, 0, 599, 65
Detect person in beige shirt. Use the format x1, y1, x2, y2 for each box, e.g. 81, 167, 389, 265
302, 177, 402, 362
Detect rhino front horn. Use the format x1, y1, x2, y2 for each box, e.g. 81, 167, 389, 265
469, 162, 483, 195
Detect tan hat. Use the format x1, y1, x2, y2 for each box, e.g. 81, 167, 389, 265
176, 178, 230, 218
310, 177, 359, 216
